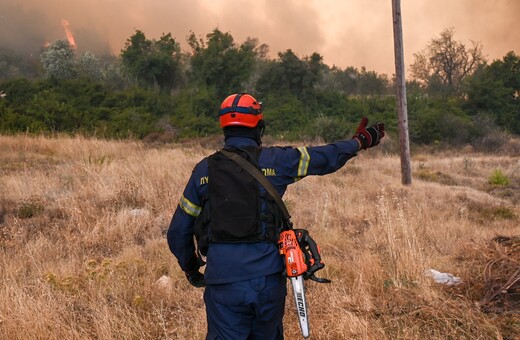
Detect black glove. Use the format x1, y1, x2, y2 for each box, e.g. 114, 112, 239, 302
185, 269, 206, 288
353, 117, 385, 149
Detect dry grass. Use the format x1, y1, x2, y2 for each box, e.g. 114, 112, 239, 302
1, 134, 519, 339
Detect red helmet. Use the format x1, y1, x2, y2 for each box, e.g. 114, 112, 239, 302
219, 93, 263, 128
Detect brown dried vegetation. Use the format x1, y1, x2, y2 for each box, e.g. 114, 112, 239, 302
0, 134, 518, 339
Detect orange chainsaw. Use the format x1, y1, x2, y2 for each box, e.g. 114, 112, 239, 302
279, 229, 331, 338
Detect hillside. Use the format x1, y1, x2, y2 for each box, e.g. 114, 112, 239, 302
0, 134, 518, 339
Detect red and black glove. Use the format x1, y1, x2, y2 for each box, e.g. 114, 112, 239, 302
353, 117, 385, 150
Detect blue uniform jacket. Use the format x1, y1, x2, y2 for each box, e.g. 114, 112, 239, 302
167, 136, 360, 284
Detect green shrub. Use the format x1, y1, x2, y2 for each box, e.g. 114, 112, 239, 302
489, 169, 510, 186
491, 207, 516, 220
415, 168, 457, 186
17, 201, 44, 219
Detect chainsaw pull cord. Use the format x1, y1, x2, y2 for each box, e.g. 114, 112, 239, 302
220, 150, 330, 283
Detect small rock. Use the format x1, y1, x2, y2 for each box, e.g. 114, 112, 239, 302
154, 275, 172, 290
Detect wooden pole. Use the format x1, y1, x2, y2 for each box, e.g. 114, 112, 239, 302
391, 0, 412, 185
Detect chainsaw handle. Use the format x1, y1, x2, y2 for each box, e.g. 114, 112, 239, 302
301, 230, 322, 263
294, 229, 332, 284
308, 274, 332, 283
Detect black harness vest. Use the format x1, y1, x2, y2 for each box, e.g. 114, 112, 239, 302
194, 146, 283, 256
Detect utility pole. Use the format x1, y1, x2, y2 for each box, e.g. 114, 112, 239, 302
391, 0, 412, 185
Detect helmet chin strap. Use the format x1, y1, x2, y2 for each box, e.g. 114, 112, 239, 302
258, 120, 265, 138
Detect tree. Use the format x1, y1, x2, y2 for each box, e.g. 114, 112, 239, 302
0, 48, 42, 80
0, 78, 40, 132
319, 66, 357, 95
466, 51, 520, 134
409, 96, 473, 145
78, 52, 103, 81
121, 30, 183, 93
318, 65, 390, 96
188, 28, 257, 98
40, 40, 77, 80
410, 28, 484, 95
357, 67, 390, 96
98, 54, 126, 90
256, 49, 324, 100
0, 49, 23, 80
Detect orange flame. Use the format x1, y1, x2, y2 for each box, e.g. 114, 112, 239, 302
61, 19, 77, 49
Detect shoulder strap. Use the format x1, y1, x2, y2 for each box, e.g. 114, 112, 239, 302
220, 149, 291, 222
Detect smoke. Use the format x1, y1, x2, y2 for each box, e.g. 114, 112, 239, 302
403, 0, 520, 68
1, 0, 519, 74
0, 2, 56, 55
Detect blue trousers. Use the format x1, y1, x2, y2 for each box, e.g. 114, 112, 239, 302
204, 273, 287, 340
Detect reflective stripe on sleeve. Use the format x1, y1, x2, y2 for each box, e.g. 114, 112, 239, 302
297, 147, 310, 177
179, 195, 202, 217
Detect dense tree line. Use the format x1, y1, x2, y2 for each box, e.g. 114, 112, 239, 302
0, 28, 518, 147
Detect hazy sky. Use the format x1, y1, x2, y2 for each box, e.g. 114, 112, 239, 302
1, 0, 519, 75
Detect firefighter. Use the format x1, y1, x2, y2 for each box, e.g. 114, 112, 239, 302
167, 93, 385, 339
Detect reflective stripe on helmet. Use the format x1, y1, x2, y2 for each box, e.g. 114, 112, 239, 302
219, 93, 263, 128
219, 106, 262, 115
179, 195, 201, 217
297, 147, 310, 177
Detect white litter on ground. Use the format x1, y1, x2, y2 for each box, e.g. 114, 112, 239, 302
425, 269, 462, 286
